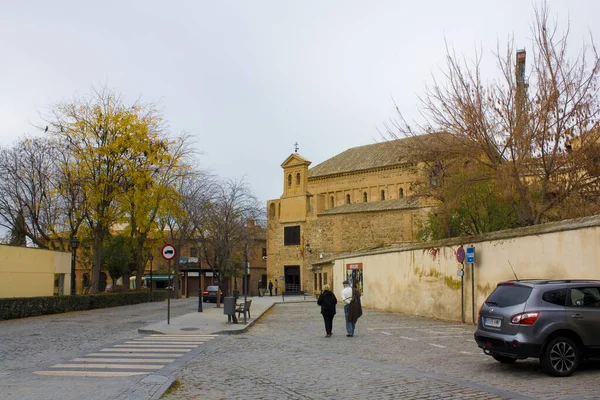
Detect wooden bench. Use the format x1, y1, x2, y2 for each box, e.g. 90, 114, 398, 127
282, 291, 308, 301
235, 299, 252, 319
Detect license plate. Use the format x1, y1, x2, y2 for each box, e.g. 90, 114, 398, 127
483, 317, 501, 328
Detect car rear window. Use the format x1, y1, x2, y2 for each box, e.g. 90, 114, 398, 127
486, 284, 532, 307
542, 289, 567, 306
207, 286, 218, 290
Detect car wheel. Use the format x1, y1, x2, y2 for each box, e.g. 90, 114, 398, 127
492, 354, 517, 364
541, 336, 579, 377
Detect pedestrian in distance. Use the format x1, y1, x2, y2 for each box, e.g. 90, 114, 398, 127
317, 284, 337, 337
341, 280, 362, 337
258, 281, 264, 297
268, 280, 273, 296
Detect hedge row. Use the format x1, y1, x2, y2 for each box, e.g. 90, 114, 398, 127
0, 291, 167, 321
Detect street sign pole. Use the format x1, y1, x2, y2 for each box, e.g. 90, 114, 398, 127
168, 259, 171, 325
244, 243, 249, 324
161, 244, 176, 325
198, 256, 203, 312
466, 246, 476, 325
456, 246, 466, 324
461, 261, 465, 323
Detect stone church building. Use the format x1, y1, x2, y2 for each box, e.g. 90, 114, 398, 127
266, 138, 436, 295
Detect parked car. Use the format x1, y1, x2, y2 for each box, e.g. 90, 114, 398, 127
203, 285, 224, 303
474, 279, 600, 377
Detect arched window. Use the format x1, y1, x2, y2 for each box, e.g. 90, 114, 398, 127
363, 192, 368, 202
380, 190, 385, 201
346, 194, 351, 204
269, 203, 276, 218
287, 174, 292, 186
430, 163, 442, 187
399, 188, 404, 199
330, 196, 335, 208
296, 172, 301, 185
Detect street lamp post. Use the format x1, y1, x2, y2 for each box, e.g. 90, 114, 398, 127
148, 255, 154, 293
69, 237, 80, 296
198, 251, 203, 312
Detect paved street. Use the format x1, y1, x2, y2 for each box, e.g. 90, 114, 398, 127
0, 298, 207, 400
2, 299, 600, 399
164, 302, 600, 400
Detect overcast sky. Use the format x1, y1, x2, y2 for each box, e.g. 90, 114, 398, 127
0, 1, 598, 205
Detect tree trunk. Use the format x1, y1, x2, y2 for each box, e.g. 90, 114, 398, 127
135, 235, 146, 291
122, 270, 130, 290
91, 224, 105, 294
172, 239, 185, 299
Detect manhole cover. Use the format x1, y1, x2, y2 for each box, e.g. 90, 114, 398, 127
180, 327, 200, 331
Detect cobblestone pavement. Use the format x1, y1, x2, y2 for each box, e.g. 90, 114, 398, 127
163, 303, 600, 400
0, 298, 206, 400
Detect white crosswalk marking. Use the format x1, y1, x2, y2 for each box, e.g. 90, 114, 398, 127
134, 340, 209, 344
52, 363, 164, 370
87, 352, 185, 357
71, 358, 176, 363
34, 371, 150, 377
100, 348, 191, 352
34, 335, 216, 378
113, 344, 196, 348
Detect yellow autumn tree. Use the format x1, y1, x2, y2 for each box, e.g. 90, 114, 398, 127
48, 87, 182, 294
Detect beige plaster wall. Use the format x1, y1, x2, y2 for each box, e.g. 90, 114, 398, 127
0, 245, 72, 298
332, 222, 600, 323
279, 196, 308, 223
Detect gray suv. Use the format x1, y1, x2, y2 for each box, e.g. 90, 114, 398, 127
474, 280, 600, 377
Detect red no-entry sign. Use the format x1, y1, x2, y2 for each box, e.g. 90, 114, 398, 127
161, 244, 176, 261
456, 246, 465, 263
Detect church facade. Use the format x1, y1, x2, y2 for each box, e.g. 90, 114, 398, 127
266, 139, 435, 294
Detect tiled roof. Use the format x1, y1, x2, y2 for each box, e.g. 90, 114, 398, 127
318, 197, 420, 216
308, 133, 455, 179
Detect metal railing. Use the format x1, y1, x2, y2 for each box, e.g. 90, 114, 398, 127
282, 283, 308, 301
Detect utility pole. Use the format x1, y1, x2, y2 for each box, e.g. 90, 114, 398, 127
198, 254, 203, 312
244, 242, 249, 324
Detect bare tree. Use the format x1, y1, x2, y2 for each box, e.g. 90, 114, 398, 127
388, 3, 600, 227
0, 137, 69, 249
158, 171, 215, 298
196, 178, 262, 306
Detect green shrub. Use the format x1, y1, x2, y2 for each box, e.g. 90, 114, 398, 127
0, 291, 167, 321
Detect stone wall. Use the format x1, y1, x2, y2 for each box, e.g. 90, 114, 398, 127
266, 207, 421, 294
308, 166, 418, 211
330, 215, 600, 323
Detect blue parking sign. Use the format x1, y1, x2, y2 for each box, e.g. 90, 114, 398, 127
466, 247, 475, 263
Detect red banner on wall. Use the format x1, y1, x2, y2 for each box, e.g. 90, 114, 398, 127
346, 262, 363, 270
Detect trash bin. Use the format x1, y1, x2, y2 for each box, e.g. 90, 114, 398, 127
223, 296, 236, 316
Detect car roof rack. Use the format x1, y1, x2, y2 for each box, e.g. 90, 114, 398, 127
525, 279, 600, 285
504, 279, 600, 285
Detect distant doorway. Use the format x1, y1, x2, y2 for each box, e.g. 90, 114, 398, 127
284, 265, 300, 292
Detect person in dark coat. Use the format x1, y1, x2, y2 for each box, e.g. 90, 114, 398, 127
347, 284, 363, 334
317, 284, 337, 337
268, 280, 273, 296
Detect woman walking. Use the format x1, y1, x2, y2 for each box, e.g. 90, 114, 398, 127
317, 284, 337, 337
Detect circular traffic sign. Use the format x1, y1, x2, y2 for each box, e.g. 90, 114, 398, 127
456, 246, 465, 263
161, 244, 176, 261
